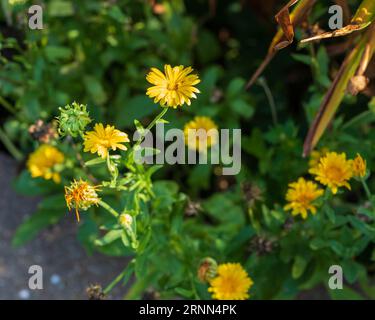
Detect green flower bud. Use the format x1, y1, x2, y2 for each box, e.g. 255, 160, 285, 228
119, 213, 133, 229
57, 102, 91, 138
197, 257, 218, 283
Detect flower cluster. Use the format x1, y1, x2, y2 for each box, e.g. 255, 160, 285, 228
284, 150, 368, 219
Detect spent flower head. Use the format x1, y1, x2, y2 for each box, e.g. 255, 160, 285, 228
309, 152, 353, 194
146, 65, 200, 108
27, 144, 64, 183
83, 123, 130, 159
352, 153, 367, 178
208, 263, 253, 300
65, 179, 101, 222
284, 177, 323, 219
57, 102, 92, 138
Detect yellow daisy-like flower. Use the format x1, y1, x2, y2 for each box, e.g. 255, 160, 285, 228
309, 152, 353, 194
83, 123, 129, 158
65, 179, 100, 222
184, 116, 218, 152
146, 65, 200, 108
308, 147, 329, 169
352, 153, 367, 178
27, 144, 64, 183
208, 263, 253, 300
284, 177, 323, 219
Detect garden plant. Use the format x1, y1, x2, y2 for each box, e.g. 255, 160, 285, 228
1, 0, 375, 301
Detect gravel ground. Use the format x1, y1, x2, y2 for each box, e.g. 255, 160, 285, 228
0, 153, 129, 300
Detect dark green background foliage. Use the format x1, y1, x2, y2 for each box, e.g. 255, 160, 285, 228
1, 0, 375, 299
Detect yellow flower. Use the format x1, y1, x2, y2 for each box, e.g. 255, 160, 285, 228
146, 65, 200, 108
119, 214, 133, 229
27, 144, 64, 183
184, 116, 218, 151
309, 147, 329, 169
309, 152, 353, 194
208, 263, 253, 300
284, 177, 323, 219
65, 179, 100, 222
84, 123, 129, 158
352, 153, 367, 178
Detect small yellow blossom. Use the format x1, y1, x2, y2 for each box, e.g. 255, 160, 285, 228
309, 152, 353, 194
284, 177, 323, 219
65, 179, 100, 222
84, 123, 129, 158
146, 65, 200, 108
27, 144, 64, 183
309, 147, 329, 169
184, 116, 218, 152
119, 214, 133, 228
352, 153, 367, 178
208, 263, 253, 300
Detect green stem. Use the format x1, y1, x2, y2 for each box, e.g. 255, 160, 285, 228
98, 200, 119, 218
258, 77, 278, 126
361, 178, 372, 202
0, 96, 17, 115
103, 261, 134, 295
136, 107, 168, 148
189, 272, 200, 299
0, 126, 23, 161
342, 110, 375, 130
128, 107, 168, 162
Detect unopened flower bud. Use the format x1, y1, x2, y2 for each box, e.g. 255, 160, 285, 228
57, 102, 91, 138
197, 257, 217, 283
119, 213, 133, 229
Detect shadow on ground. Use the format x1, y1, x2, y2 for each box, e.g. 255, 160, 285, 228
0, 153, 129, 299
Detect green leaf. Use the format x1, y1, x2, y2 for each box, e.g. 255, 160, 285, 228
329, 287, 364, 300
226, 78, 246, 98
95, 230, 123, 246
115, 96, 156, 127
291, 54, 311, 65
107, 6, 127, 23
231, 99, 254, 119
175, 287, 194, 299
44, 46, 72, 62
84, 75, 107, 105
310, 238, 326, 250
12, 209, 65, 247
342, 260, 363, 284
292, 255, 308, 279
324, 205, 336, 224
13, 171, 60, 196
48, 0, 74, 17
85, 157, 106, 166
